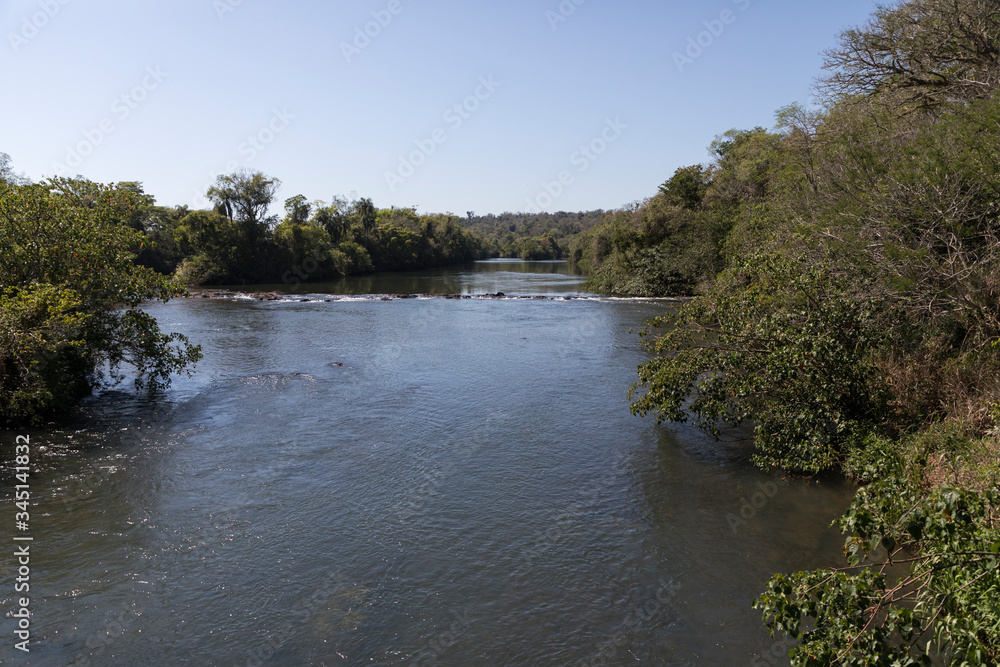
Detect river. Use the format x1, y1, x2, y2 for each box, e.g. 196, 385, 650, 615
1, 260, 852, 666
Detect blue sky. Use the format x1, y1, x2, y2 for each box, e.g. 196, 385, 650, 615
2, 0, 881, 216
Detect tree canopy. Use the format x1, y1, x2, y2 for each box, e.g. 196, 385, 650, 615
615, 0, 1000, 661
819, 0, 1000, 109
0, 177, 201, 425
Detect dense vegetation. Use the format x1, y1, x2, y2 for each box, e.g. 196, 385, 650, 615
140, 171, 490, 285
571, 162, 729, 296
0, 174, 201, 425
626, 0, 1000, 663
461, 210, 606, 260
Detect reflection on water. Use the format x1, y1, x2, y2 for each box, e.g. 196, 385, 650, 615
0, 261, 851, 666
219, 259, 587, 297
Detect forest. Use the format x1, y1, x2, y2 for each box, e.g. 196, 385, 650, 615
138, 176, 490, 285
461, 209, 606, 260
619, 0, 1000, 662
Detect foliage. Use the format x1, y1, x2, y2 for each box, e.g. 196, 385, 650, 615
630, 255, 888, 472
0, 178, 201, 425
173, 210, 241, 283
356, 197, 377, 242
756, 474, 1000, 665
818, 0, 1000, 110
204, 169, 281, 282
312, 196, 352, 244
274, 215, 343, 282
337, 240, 374, 275
575, 138, 785, 297
619, 1, 1000, 660
460, 209, 606, 260
135, 204, 190, 275
162, 179, 490, 285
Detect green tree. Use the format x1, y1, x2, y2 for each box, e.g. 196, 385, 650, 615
312, 195, 351, 244
136, 204, 190, 275
274, 195, 345, 283
206, 169, 281, 281
173, 210, 241, 284
0, 179, 201, 425
283, 194, 311, 225
630, 255, 888, 473
757, 465, 1000, 665
657, 164, 711, 210
356, 196, 377, 244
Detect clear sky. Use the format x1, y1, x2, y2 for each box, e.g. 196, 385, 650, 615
2, 0, 881, 216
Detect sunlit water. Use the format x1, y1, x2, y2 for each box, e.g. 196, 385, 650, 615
1, 260, 852, 666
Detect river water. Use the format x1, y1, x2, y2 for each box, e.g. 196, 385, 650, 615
1, 260, 852, 666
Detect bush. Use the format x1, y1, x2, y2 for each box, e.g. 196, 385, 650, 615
337, 240, 374, 274
0, 179, 201, 425
630, 254, 889, 473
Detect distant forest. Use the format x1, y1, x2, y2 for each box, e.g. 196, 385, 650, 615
460, 210, 607, 261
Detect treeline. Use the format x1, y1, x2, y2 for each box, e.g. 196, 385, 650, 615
626, 0, 1000, 663
140, 171, 489, 285
0, 163, 496, 425
570, 163, 726, 296
460, 209, 606, 260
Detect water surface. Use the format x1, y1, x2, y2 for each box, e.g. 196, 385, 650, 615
1, 260, 851, 666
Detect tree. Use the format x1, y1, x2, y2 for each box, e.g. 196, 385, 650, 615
819, 0, 1000, 109
135, 204, 190, 275
0, 179, 201, 425
207, 169, 281, 230
312, 196, 351, 245
283, 194, 311, 225
629, 255, 889, 473
173, 210, 240, 284
356, 197, 377, 244
757, 460, 1000, 664
206, 169, 281, 281
0, 152, 28, 186
48, 177, 156, 231
274, 218, 341, 282
657, 165, 711, 210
